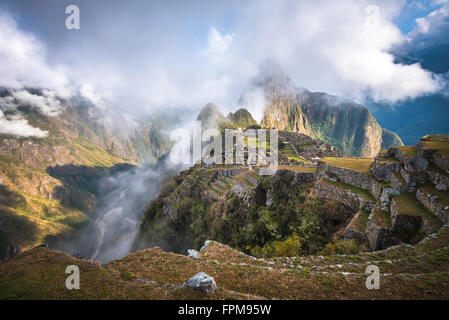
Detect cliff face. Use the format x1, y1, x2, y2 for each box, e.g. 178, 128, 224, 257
298, 88, 385, 157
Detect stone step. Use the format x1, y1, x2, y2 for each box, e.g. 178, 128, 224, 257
210, 182, 226, 195
222, 176, 233, 184
207, 187, 224, 200
215, 179, 228, 189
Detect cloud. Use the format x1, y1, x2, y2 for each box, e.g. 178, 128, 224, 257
0, 12, 68, 92
403, 2, 449, 47
223, 0, 443, 103
0, 109, 48, 138
0, 0, 446, 119
203, 27, 235, 65
12, 90, 63, 116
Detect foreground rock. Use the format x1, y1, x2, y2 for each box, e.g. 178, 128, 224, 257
183, 272, 217, 293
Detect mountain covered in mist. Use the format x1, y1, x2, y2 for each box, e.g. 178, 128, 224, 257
241, 59, 311, 135
0, 88, 171, 259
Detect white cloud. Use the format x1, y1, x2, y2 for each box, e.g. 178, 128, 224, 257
406, 2, 449, 40
0, 13, 69, 92
203, 27, 235, 65
0, 110, 48, 138
12, 90, 62, 116
222, 0, 443, 103
0, 0, 446, 121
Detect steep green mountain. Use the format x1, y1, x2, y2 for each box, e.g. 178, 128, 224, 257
226, 108, 258, 129
0, 89, 170, 259
297, 88, 403, 157
381, 128, 404, 150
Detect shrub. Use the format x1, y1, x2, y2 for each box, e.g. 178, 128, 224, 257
319, 239, 359, 256
249, 235, 302, 258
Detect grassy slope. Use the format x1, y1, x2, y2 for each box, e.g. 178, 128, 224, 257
421, 135, 449, 157
321, 157, 373, 172
3, 231, 449, 299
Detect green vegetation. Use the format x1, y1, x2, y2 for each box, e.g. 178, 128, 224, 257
322, 157, 373, 172
248, 235, 302, 257
280, 143, 309, 163
227, 108, 258, 129
136, 171, 353, 257
319, 239, 359, 256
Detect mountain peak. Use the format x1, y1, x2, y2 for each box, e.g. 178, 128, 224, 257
227, 108, 258, 128
196, 103, 236, 131
196, 103, 225, 122
250, 59, 295, 97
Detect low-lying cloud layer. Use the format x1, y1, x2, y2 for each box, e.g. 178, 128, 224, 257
0, 110, 48, 137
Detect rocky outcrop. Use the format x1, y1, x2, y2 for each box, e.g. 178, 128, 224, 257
427, 169, 449, 191
183, 272, 217, 293
404, 155, 429, 173
433, 153, 449, 174
380, 188, 400, 211
372, 162, 400, 183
